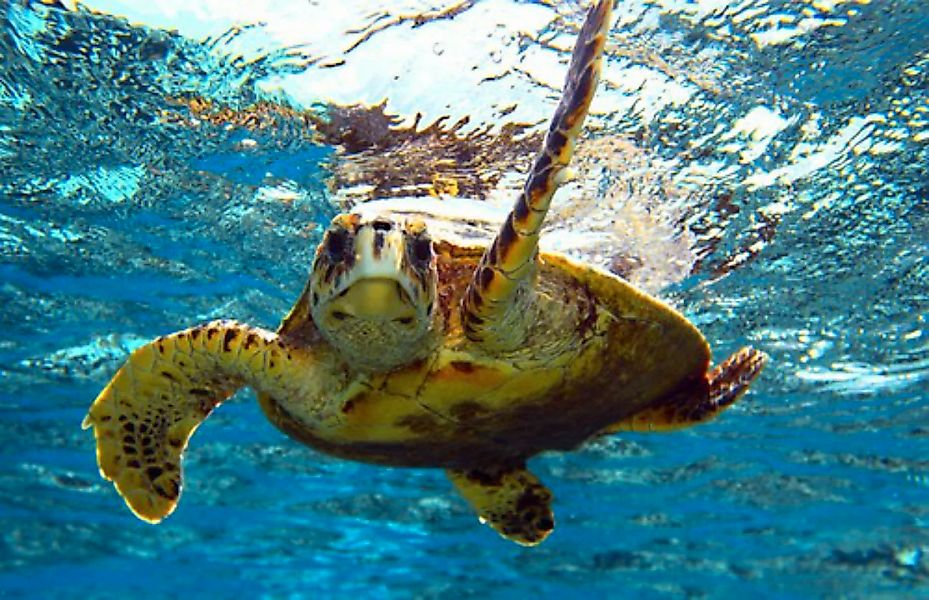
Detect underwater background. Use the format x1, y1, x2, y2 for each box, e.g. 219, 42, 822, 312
1, 0, 927, 597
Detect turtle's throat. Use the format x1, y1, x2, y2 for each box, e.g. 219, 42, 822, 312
318, 277, 437, 373
326, 278, 417, 322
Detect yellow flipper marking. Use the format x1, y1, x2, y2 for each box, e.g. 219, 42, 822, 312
447, 464, 554, 546
607, 347, 767, 432
462, 0, 612, 347
83, 320, 301, 523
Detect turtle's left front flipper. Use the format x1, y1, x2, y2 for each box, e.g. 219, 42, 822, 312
83, 320, 310, 523
447, 464, 555, 546
462, 0, 612, 348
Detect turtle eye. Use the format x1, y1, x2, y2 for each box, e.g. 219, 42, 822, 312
326, 229, 350, 261
409, 236, 433, 268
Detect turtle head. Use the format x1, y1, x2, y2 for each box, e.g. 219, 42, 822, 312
309, 213, 438, 372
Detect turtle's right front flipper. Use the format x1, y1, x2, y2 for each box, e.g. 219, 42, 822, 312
83, 320, 309, 523
461, 0, 612, 348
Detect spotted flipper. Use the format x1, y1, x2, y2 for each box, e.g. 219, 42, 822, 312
607, 347, 767, 433
83, 320, 310, 522
462, 0, 612, 347
447, 464, 554, 546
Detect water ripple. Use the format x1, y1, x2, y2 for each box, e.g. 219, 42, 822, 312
1, 1, 927, 598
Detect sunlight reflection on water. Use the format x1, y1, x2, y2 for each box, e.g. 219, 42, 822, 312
1, 0, 927, 597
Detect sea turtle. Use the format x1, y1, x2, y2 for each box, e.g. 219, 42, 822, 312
83, 0, 766, 546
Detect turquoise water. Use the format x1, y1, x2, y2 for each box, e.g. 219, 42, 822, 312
1, 1, 928, 598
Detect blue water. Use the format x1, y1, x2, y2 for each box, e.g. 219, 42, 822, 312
1, 1, 927, 598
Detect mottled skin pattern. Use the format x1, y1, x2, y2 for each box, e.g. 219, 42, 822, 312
260, 238, 713, 468
83, 0, 767, 546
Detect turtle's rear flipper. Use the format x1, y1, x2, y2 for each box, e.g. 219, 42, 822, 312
606, 347, 767, 433
447, 464, 554, 546
83, 320, 299, 523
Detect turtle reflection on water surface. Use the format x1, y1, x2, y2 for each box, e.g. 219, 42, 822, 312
84, 0, 765, 546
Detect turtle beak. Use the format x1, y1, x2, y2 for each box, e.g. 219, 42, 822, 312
308, 214, 439, 372
311, 218, 431, 327
327, 278, 417, 322
335, 224, 425, 309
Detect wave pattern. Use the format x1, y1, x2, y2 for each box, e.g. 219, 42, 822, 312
0, 0, 927, 597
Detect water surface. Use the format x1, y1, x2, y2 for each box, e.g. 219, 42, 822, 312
1, 1, 927, 597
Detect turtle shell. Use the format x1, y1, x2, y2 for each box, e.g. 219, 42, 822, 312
259, 198, 710, 469
353, 196, 619, 258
